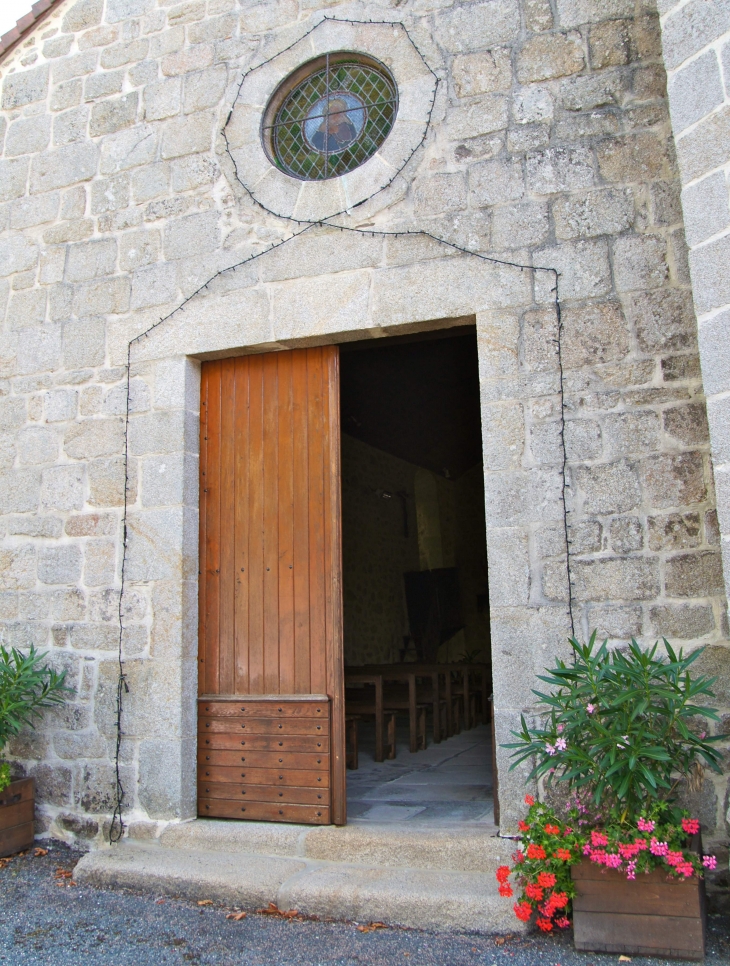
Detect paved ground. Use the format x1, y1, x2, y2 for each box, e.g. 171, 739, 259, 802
1, 843, 728, 966
347, 722, 495, 826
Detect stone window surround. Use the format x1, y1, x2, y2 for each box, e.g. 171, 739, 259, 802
126, 233, 570, 834
224, 18, 436, 222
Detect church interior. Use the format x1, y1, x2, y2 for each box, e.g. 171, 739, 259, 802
339, 326, 496, 825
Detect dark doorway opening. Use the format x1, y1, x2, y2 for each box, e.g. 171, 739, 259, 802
339, 326, 495, 827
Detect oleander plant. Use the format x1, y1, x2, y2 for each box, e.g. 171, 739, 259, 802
0, 644, 72, 794
496, 633, 723, 931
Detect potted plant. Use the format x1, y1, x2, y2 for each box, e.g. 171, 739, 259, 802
0, 644, 71, 857
496, 633, 722, 960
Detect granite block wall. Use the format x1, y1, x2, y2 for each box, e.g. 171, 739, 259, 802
0, 0, 726, 850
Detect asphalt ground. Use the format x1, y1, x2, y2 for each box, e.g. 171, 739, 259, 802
0, 843, 728, 966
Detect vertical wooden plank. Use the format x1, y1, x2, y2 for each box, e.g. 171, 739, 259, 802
307, 348, 327, 696
198, 365, 209, 696
233, 357, 250, 695
248, 356, 265, 694
278, 352, 295, 694
322, 345, 346, 825
204, 362, 222, 696
262, 353, 280, 693
292, 350, 311, 694
219, 358, 236, 694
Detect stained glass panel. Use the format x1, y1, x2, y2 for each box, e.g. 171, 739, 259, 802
264, 55, 397, 181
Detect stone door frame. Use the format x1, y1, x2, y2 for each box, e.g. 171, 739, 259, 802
126, 232, 570, 832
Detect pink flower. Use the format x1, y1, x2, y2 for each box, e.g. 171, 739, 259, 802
591, 831, 608, 847
650, 838, 668, 857
626, 861, 637, 880
634, 838, 648, 851
666, 851, 684, 867
605, 853, 622, 869
586, 703, 595, 714
681, 818, 700, 835
637, 818, 655, 833
703, 855, 717, 870
699, 731, 707, 739
555, 737, 567, 751
545, 743, 556, 756
678, 863, 694, 878
556, 724, 564, 733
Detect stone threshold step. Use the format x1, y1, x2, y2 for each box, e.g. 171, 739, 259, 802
74, 842, 522, 934
152, 818, 512, 874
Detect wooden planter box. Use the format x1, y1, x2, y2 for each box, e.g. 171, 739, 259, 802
0, 778, 35, 858
572, 853, 707, 961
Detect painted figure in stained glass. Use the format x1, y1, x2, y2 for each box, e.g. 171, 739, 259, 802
305, 95, 365, 154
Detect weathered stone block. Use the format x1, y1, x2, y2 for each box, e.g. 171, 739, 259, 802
585, 603, 642, 639
161, 44, 214, 77
413, 173, 467, 217
0, 158, 29, 203
50, 78, 82, 113
668, 49, 724, 135
143, 77, 181, 122
183, 65, 227, 114
170, 155, 219, 192
556, 0, 634, 29
469, 158, 524, 207
572, 557, 660, 602
132, 163, 170, 203
612, 234, 668, 292
5, 115, 51, 157
641, 452, 707, 509
63, 319, 106, 369
130, 262, 178, 309
17, 326, 62, 375
650, 603, 715, 639
610, 516, 644, 553
30, 143, 98, 194
63, 0, 103, 32
513, 86, 554, 125
603, 411, 661, 458
447, 94, 509, 140
597, 133, 671, 184
17, 426, 59, 465
663, 402, 710, 447
665, 551, 725, 598
88, 456, 131, 507
575, 460, 641, 515
11, 193, 60, 231
560, 301, 630, 368
100, 124, 157, 175
0, 545, 36, 590
564, 419, 602, 460
89, 92, 138, 137
83, 540, 117, 586
100, 39, 149, 71
516, 32, 584, 83
690, 234, 730, 316
628, 289, 697, 354
106, 0, 155, 23
64, 418, 125, 461
0, 233, 37, 278
2, 65, 49, 109
41, 464, 85, 511
533, 240, 611, 302
526, 147, 594, 195
553, 188, 633, 241
676, 105, 730, 183
160, 111, 214, 159
38, 545, 82, 585
491, 202, 549, 249
65, 239, 117, 282
452, 48, 512, 98
163, 210, 220, 260
661, 0, 730, 71
72, 277, 130, 316
7, 288, 47, 329
440, 0, 521, 53
680, 171, 730, 248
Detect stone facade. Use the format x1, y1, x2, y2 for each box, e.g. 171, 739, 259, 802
657, 0, 730, 845
0, 0, 728, 856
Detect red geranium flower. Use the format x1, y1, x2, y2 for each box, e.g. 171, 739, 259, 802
536, 916, 553, 932
682, 818, 700, 836
553, 848, 572, 861
517, 820, 531, 832
537, 872, 557, 888
525, 794, 535, 806
514, 901, 532, 922
544, 824, 560, 835
525, 883, 544, 901
498, 883, 514, 897
496, 865, 510, 884
526, 844, 547, 860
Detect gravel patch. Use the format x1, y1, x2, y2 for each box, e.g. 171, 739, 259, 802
0, 843, 728, 966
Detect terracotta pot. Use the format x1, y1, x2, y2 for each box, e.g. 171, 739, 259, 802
0, 777, 35, 858
571, 847, 706, 961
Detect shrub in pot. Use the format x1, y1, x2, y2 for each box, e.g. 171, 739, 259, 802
0, 645, 72, 856
497, 633, 722, 960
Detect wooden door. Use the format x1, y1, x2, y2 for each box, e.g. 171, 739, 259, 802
197, 347, 345, 825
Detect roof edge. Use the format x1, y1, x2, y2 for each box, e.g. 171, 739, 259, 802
0, 0, 65, 65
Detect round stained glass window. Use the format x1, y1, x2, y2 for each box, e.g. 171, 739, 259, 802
262, 53, 398, 181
